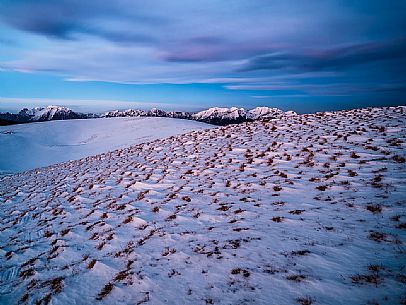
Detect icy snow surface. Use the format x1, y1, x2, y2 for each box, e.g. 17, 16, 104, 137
0, 117, 212, 175
0, 106, 405, 305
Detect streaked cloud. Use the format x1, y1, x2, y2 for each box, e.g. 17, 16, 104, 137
0, 0, 405, 104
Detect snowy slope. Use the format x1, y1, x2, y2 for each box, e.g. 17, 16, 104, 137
0, 106, 405, 305
0, 117, 212, 175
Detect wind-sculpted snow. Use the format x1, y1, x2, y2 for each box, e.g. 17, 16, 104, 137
0, 107, 405, 305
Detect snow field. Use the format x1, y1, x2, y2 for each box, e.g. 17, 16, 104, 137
0, 106, 405, 305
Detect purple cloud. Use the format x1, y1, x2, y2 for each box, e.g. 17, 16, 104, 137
240, 38, 406, 72
0, 0, 405, 99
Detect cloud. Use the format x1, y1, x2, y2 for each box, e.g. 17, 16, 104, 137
226, 82, 406, 97
0, 0, 167, 43
0, 0, 406, 100
240, 38, 406, 72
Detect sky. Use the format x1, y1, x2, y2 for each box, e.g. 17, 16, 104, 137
0, 0, 405, 113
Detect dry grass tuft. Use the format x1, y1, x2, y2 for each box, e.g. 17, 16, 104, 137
287, 274, 306, 282
368, 231, 387, 242
272, 216, 284, 223
231, 268, 250, 277
297, 297, 314, 305
96, 282, 113, 300
87, 259, 97, 269
366, 204, 382, 214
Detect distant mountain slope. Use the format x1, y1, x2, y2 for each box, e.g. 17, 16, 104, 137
0, 106, 405, 305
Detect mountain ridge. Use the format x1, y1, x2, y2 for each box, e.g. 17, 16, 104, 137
0, 105, 297, 126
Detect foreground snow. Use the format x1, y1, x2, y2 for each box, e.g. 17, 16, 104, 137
0, 117, 212, 174
0, 107, 405, 305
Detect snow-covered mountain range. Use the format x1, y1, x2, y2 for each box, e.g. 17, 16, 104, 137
103, 108, 193, 120
0, 106, 94, 125
193, 106, 297, 124
0, 105, 296, 126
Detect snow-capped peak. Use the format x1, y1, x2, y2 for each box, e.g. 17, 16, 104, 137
193, 107, 246, 121
18, 105, 85, 121
104, 109, 147, 118
21, 106, 68, 119
193, 106, 297, 124
246, 107, 284, 120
